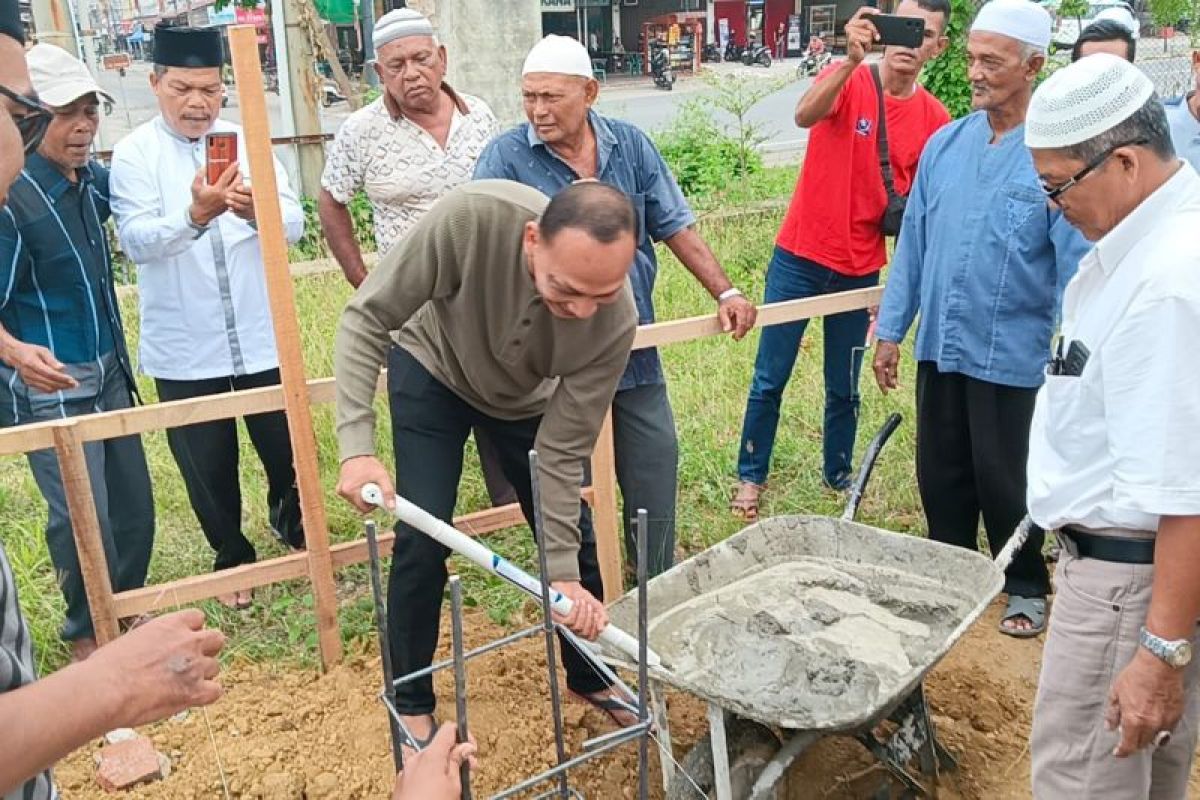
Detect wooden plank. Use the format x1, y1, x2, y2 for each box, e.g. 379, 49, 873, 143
590, 409, 624, 601
51, 423, 120, 645
0, 290, 880, 457
630, 286, 884, 351
230, 25, 341, 668
111, 495, 587, 618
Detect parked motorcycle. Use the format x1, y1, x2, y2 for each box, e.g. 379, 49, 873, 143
702, 42, 722, 62
321, 80, 347, 106
723, 39, 744, 63
741, 41, 772, 67
650, 41, 675, 91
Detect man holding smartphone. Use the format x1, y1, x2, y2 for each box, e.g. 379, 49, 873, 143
731, 0, 950, 518
110, 23, 307, 608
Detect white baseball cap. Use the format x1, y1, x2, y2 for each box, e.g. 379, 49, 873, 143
1026, 53, 1155, 148
26, 44, 114, 108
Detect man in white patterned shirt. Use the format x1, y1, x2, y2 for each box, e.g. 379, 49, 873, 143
318, 8, 497, 286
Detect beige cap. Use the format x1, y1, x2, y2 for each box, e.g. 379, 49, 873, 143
26, 43, 114, 108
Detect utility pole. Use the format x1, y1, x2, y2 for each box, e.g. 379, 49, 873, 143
30, 0, 80, 53
361, 0, 377, 88
276, 0, 324, 197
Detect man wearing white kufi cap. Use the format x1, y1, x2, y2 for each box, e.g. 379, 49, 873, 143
474, 34, 758, 637
874, 0, 1090, 639
1024, 53, 1200, 798
318, 8, 512, 510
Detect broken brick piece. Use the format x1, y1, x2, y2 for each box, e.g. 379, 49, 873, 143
95, 736, 165, 792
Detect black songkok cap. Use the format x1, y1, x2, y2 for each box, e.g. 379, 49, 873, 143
0, 0, 24, 45
153, 23, 224, 68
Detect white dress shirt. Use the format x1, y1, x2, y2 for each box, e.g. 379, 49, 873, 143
1027, 163, 1200, 533
110, 117, 305, 381
320, 86, 497, 255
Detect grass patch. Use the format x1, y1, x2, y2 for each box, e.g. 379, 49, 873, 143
2, 191, 927, 674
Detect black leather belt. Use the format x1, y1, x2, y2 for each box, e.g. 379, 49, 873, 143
1060, 527, 1155, 565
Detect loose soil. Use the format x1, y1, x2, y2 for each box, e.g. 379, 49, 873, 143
55, 599, 1200, 799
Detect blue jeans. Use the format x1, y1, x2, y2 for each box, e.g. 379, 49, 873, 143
738, 247, 880, 488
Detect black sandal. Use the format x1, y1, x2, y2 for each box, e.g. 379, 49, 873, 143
570, 690, 642, 729
399, 715, 440, 751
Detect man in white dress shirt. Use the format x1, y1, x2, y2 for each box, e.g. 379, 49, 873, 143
110, 23, 306, 608
1024, 54, 1200, 798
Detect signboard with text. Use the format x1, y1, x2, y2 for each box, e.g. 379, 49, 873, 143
102, 52, 132, 71
541, 0, 575, 12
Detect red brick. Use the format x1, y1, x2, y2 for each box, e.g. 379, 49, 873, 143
95, 736, 164, 792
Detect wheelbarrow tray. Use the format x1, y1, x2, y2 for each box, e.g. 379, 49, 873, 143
607, 515, 1004, 733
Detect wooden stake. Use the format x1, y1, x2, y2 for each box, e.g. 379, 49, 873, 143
51, 422, 119, 645
590, 409, 623, 601
228, 25, 342, 668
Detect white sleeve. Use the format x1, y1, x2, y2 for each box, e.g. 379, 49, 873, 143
274, 153, 305, 245
110, 143, 201, 263
320, 117, 365, 205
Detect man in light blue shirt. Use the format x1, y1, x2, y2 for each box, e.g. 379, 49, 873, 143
1163, 51, 1200, 171
474, 35, 757, 591
872, 0, 1089, 639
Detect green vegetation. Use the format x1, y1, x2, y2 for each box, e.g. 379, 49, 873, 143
923, 0, 976, 118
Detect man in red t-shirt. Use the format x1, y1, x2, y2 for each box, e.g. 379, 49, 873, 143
733, 1, 950, 514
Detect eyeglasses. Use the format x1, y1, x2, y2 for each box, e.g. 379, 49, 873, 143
0, 85, 53, 155
1040, 138, 1148, 202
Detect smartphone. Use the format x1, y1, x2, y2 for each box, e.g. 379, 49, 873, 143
867, 14, 925, 48
205, 132, 237, 185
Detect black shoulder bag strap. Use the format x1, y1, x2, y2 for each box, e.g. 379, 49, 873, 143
870, 63, 906, 236
869, 63, 896, 199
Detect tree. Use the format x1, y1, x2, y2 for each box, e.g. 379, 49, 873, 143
1059, 0, 1089, 38
922, 0, 974, 118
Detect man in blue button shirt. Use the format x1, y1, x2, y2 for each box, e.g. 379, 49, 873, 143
1163, 51, 1200, 171
872, 0, 1088, 638
475, 35, 757, 584
0, 44, 154, 661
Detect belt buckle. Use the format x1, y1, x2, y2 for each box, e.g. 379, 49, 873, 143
1058, 529, 1080, 558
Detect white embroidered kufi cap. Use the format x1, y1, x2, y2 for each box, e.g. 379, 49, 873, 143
1026, 53, 1154, 148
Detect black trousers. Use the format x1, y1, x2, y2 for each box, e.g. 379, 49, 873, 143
387, 346, 609, 715
155, 369, 303, 570
915, 362, 1049, 597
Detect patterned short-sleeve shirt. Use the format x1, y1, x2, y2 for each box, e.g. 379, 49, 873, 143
321, 85, 498, 255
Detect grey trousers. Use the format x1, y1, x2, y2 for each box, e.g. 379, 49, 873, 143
0, 353, 155, 642
1031, 551, 1200, 799
612, 382, 678, 578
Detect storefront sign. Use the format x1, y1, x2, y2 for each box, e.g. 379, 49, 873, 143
541, 0, 575, 11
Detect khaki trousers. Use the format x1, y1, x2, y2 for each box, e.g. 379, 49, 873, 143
1031, 551, 1200, 799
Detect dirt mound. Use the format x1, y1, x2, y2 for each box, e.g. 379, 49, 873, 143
54, 600, 1200, 799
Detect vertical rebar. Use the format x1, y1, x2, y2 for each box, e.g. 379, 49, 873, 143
365, 521, 404, 773
449, 576, 472, 800
636, 508, 650, 800
529, 450, 571, 799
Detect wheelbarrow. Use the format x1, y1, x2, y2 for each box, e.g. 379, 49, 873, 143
602, 414, 1010, 798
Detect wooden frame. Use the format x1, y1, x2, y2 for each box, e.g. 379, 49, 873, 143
0, 24, 885, 669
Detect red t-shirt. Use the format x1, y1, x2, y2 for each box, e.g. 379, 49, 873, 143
776, 62, 950, 277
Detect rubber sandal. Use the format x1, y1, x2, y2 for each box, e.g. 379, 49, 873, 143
399, 715, 440, 751
1000, 595, 1047, 638
569, 689, 643, 729
235, 589, 254, 610
730, 482, 764, 521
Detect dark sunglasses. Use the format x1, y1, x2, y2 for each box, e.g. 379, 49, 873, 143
0, 85, 52, 155
1040, 138, 1149, 202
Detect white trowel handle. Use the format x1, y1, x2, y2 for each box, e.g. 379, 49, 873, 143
361, 483, 660, 668
994, 515, 1035, 573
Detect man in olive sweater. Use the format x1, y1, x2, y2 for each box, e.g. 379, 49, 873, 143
335, 179, 639, 738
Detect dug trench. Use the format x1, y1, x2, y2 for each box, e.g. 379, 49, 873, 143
56, 598, 1200, 799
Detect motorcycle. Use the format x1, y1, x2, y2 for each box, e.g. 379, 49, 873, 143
723, 39, 744, 63
702, 42, 722, 62
321, 80, 347, 106
796, 49, 832, 78
741, 41, 772, 67
650, 41, 675, 91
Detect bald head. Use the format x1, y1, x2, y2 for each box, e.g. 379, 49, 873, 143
524, 182, 637, 320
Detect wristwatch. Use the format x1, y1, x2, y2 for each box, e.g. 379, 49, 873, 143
1140, 627, 1193, 668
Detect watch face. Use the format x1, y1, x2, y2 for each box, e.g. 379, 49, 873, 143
1173, 641, 1194, 668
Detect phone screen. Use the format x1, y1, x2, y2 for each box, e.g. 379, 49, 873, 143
206, 132, 237, 185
